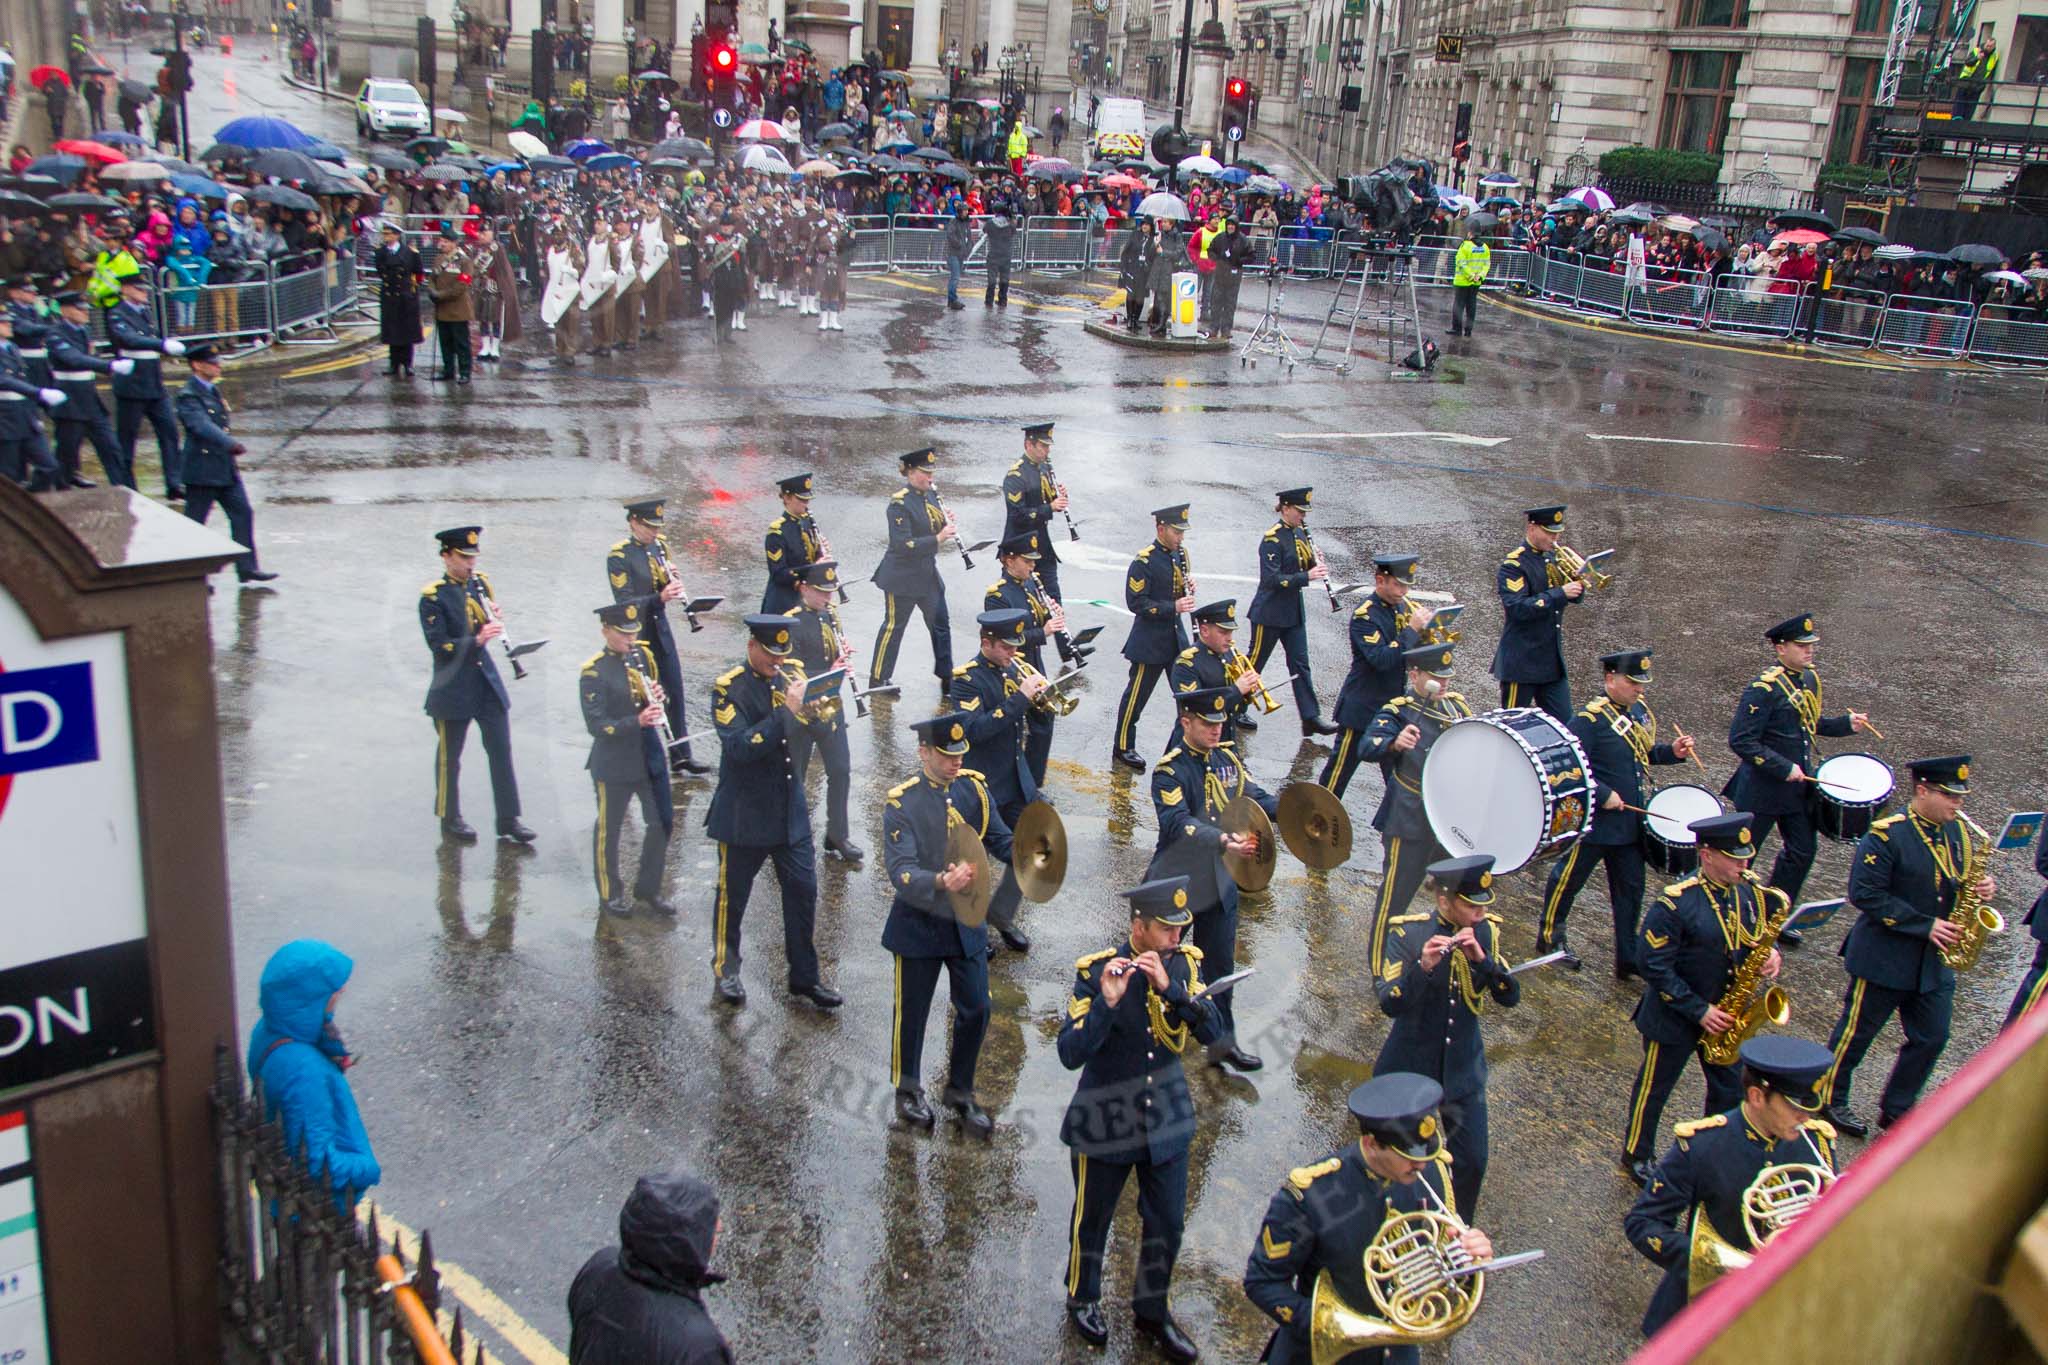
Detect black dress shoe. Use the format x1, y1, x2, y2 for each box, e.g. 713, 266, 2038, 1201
894, 1088, 934, 1130
637, 895, 677, 917
714, 975, 747, 1006
1624, 1156, 1657, 1187
997, 924, 1031, 952
455, 373, 471, 385
241, 569, 280, 583
1134, 1311, 1199, 1363
825, 836, 866, 864
1112, 748, 1148, 773
1213, 1044, 1264, 1073
1825, 1104, 1868, 1137
599, 897, 633, 918
1303, 717, 1341, 737
1777, 925, 1805, 947
497, 819, 537, 845
943, 1088, 994, 1139
1615, 961, 1641, 981
165, 486, 187, 500
68, 475, 97, 489
1066, 1301, 1108, 1348
676, 756, 712, 775
1235, 713, 1259, 731
790, 982, 843, 1010
440, 818, 478, 844
1877, 1111, 1899, 1131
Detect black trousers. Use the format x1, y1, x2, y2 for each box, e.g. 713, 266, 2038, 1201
790, 721, 853, 845
1623, 1034, 1741, 1161
1123, 282, 1145, 329
712, 838, 821, 989
1451, 283, 1479, 334
984, 253, 1011, 304
1749, 805, 1822, 904
1371, 834, 1442, 978
1063, 1149, 1188, 1320
593, 774, 671, 903
1318, 726, 1376, 798
1823, 975, 1954, 1122
1539, 839, 1647, 970
2008, 939, 2048, 1028
1148, 282, 1172, 333
1442, 1088, 1489, 1224
871, 588, 951, 688
988, 793, 1026, 933
1025, 710, 1053, 788
891, 951, 990, 1097
386, 343, 415, 372
185, 476, 259, 578
433, 704, 521, 826
1113, 660, 1164, 753
56, 414, 132, 487
0, 428, 59, 489
436, 320, 472, 377
116, 392, 181, 489
1036, 558, 1063, 605
1191, 897, 1241, 1045
1248, 620, 1320, 723
1498, 677, 1571, 721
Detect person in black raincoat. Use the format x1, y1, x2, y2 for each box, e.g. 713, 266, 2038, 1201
1205, 216, 1251, 339
1118, 218, 1155, 333
568, 1169, 734, 1365
372, 222, 424, 378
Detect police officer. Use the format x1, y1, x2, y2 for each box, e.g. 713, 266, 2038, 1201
1622, 812, 1781, 1185
1625, 1036, 1838, 1337
1375, 854, 1520, 1223
1321, 553, 1434, 798
108, 269, 189, 498
761, 471, 822, 613
1246, 487, 1339, 738
1000, 421, 1068, 601
1724, 614, 1871, 943
706, 614, 842, 1011
1057, 876, 1223, 1361
951, 608, 1048, 952
1168, 599, 1260, 748
1111, 504, 1195, 772
1491, 504, 1579, 719
1150, 684, 1278, 1072
2005, 826, 2048, 1027
607, 495, 709, 774
870, 447, 956, 697
581, 599, 675, 917
1357, 643, 1477, 978
1244, 1073, 1495, 1365
419, 526, 535, 846
984, 529, 1063, 784
46, 289, 134, 488
1536, 649, 1697, 976
1821, 756, 1993, 1137
785, 560, 862, 865
883, 713, 1016, 1137
0, 308, 64, 491
177, 345, 276, 584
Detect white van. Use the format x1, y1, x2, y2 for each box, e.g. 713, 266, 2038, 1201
1093, 97, 1148, 159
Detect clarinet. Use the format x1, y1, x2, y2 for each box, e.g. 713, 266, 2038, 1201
1174, 544, 1194, 638
929, 481, 975, 570
814, 520, 852, 603
1028, 570, 1077, 663
622, 643, 682, 758
1042, 456, 1081, 541
467, 576, 530, 680
649, 537, 701, 632
1301, 525, 1341, 612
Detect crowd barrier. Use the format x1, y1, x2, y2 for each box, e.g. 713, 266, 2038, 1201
109, 250, 369, 358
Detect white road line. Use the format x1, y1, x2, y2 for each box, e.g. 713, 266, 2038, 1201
1273, 431, 1511, 448
1584, 433, 1763, 449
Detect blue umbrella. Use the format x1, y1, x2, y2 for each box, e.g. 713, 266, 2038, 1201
563, 138, 612, 159
1480, 194, 1518, 209
1214, 165, 1250, 185
170, 172, 229, 198
877, 137, 915, 153
24, 154, 86, 184
585, 152, 639, 171
484, 161, 525, 175
304, 140, 348, 163
213, 116, 318, 150
91, 129, 150, 147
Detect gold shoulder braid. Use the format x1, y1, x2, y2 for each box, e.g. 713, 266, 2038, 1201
1774, 668, 1823, 733
1146, 953, 1202, 1053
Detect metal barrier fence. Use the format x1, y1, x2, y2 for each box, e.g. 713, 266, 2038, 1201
1961, 304, 2048, 366
1875, 294, 1974, 358
1810, 289, 1888, 349
1703, 284, 1799, 338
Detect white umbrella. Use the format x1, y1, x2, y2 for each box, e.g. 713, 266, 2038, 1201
1569, 185, 1616, 212
1177, 154, 1222, 176
1987, 269, 2030, 287
1873, 243, 1914, 260
507, 130, 547, 158
740, 144, 796, 175
1136, 191, 1189, 220
2025, 267, 2048, 281
434, 107, 468, 124
100, 161, 171, 182
734, 119, 790, 141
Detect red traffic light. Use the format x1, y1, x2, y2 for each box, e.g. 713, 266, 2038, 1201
712, 45, 735, 71
1226, 78, 1246, 98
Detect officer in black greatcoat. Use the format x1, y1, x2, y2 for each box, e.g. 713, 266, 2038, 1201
419, 526, 535, 846
46, 290, 133, 488
1111, 503, 1195, 772
870, 447, 956, 696
761, 471, 822, 613
373, 221, 424, 377
1490, 504, 1579, 720
176, 345, 276, 584
607, 495, 709, 774
108, 270, 189, 497
1246, 487, 1339, 738
1321, 554, 1434, 798
581, 599, 675, 917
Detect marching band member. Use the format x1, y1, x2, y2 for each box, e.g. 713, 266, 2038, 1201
607, 496, 708, 775
541, 225, 584, 366
984, 530, 1061, 785
1168, 599, 1260, 749
612, 221, 640, 350
785, 560, 862, 865
1111, 504, 1195, 773
579, 217, 616, 357
639, 202, 671, 337
581, 599, 675, 918
1246, 487, 1339, 739
1322, 554, 1432, 797
2005, 830, 2048, 1027
419, 526, 534, 847
47, 289, 134, 488
869, 447, 956, 698
1491, 504, 1578, 720
950, 609, 1048, 952
761, 471, 822, 614
108, 267, 189, 494
1001, 420, 1068, 601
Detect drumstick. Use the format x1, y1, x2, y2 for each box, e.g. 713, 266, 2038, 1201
1862, 718, 1885, 740
1792, 773, 1863, 797
1672, 723, 1711, 776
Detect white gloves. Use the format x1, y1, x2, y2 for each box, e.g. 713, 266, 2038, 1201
112, 358, 136, 375
39, 388, 65, 407
164, 338, 187, 356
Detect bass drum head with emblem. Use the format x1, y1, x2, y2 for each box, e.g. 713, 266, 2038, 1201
1422, 709, 1592, 872
1814, 752, 1894, 841
1641, 784, 1724, 875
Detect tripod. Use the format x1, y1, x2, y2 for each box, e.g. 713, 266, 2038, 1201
1237, 260, 1309, 374
1309, 242, 1427, 376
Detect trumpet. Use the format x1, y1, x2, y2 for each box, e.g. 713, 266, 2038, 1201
1225, 648, 1283, 714
1546, 543, 1615, 592
1018, 660, 1082, 715
1301, 525, 1342, 613
775, 662, 841, 725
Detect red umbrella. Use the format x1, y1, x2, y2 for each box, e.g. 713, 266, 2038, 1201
1772, 228, 1830, 246
1100, 172, 1147, 190
29, 65, 71, 90
53, 139, 129, 165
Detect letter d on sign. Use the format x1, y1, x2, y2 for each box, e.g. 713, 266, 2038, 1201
0, 662, 99, 776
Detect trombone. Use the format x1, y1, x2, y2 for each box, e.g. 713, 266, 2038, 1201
774, 662, 843, 725
1548, 544, 1615, 592
1226, 649, 1284, 715
1018, 660, 1083, 715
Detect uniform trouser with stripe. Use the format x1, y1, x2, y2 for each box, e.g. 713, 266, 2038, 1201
1026, 709, 1053, 787
1623, 1034, 1741, 1161
789, 722, 852, 844
116, 392, 181, 488
0, 429, 60, 490
1191, 895, 1241, 1045
870, 588, 952, 688
1249, 621, 1320, 722
57, 413, 134, 487
1114, 661, 1164, 753
891, 952, 989, 1097
1539, 839, 1647, 969
185, 477, 260, 578
433, 703, 521, 826
1748, 806, 1822, 906
2007, 939, 2048, 1028
711, 838, 821, 988
1371, 834, 1442, 978
1498, 678, 1571, 721
1319, 727, 1376, 797
1823, 975, 1953, 1121
1442, 1088, 1489, 1225
593, 774, 671, 903
1063, 1149, 1188, 1319
988, 793, 1027, 934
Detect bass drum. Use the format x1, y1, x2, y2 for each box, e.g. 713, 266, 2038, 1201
1422, 709, 1593, 873
1640, 784, 1725, 876
1814, 752, 1895, 842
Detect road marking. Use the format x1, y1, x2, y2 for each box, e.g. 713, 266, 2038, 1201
1586, 433, 1763, 449
1481, 293, 1916, 371
870, 273, 1100, 316
282, 350, 376, 380
368, 1206, 567, 1365
1275, 431, 1510, 447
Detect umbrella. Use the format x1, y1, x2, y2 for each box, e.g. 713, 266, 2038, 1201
117, 78, 154, 102
563, 138, 612, 158
1478, 170, 1520, 187
817, 122, 854, 140
416, 163, 470, 183
79, 64, 113, 77
304, 140, 349, 163
1234, 158, 1271, 174
167, 172, 229, 199
1178, 154, 1222, 175
98, 161, 169, 183
1027, 160, 1081, 182
834, 167, 876, 182
507, 130, 548, 159
636, 70, 679, 85
1832, 226, 1886, 246
888, 109, 920, 123
2025, 267, 2048, 281
215, 116, 317, 150
1658, 213, 1700, 233
1950, 242, 2006, 266
734, 119, 790, 141
200, 142, 253, 164
1118, 159, 1156, 172
1699, 214, 1741, 230
647, 158, 694, 174
1771, 228, 1830, 246
1987, 269, 2030, 287
1695, 227, 1729, 252
29, 66, 70, 91
0, 189, 50, 216
1621, 200, 1671, 217
247, 183, 320, 212
1466, 211, 1501, 232
433, 107, 468, 125
1771, 208, 1836, 232
1244, 174, 1285, 196
880, 70, 911, 82
977, 97, 1001, 110
1549, 197, 1589, 214
404, 135, 450, 157
797, 159, 838, 176
908, 146, 956, 163
249, 148, 325, 182
740, 145, 796, 175
484, 161, 526, 175
365, 146, 414, 171
312, 171, 374, 196
1137, 191, 1189, 220
1214, 165, 1250, 185
933, 162, 972, 183
23, 155, 86, 184
1480, 194, 1519, 209
528, 155, 577, 171
739, 41, 770, 56
1568, 185, 1615, 211
4, 174, 60, 196
584, 152, 639, 170
90, 130, 150, 148
782, 38, 813, 53
46, 192, 124, 214
1101, 172, 1148, 191
1607, 205, 1655, 226
868, 155, 910, 173
1872, 243, 1915, 261
877, 137, 916, 154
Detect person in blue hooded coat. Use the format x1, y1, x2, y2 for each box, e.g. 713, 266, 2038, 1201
245, 940, 381, 1205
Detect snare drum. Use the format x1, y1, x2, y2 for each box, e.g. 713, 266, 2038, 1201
1422, 709, 1593, 872
1640, 784, 1724, 876
1814, 752, 1895, 842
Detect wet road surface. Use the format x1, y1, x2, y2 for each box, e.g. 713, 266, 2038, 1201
200, 261, 2048, 1363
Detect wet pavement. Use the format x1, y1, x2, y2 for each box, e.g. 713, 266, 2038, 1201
192, 203, 2048, 1359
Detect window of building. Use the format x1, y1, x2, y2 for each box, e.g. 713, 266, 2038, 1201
1828, 57, 1880, 163
1852, 0, 1892, 36
1658, 50, 1740, 153
1677, 0, 1748, 28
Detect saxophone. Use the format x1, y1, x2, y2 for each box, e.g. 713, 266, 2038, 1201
1699, 875, 1795, 1067
1937, 814, 2004, 971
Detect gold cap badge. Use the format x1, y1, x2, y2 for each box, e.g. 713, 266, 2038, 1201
1739, 828, 1752, 844
1957, 762, 1970, 779
1173, 888, 1188, 909
1803, 618, 1814, 631
1479, 871, 1492, 888
654, 502, 665, 518
624, 603, 638, 620
950, 722, 964, 741
1418, 1115, 1437, 1139
776, 629, 789, 644
466, 530, 479, 545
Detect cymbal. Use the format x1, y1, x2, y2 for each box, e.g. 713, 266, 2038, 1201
1012, 800, 1067, 904
1278, 781, 1353, 870
1221, 795, 1278, 892
945, 819, 993, 928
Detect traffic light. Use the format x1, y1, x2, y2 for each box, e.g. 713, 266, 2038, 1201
1222, 77, 1250, 142
707, 40, 739, 112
